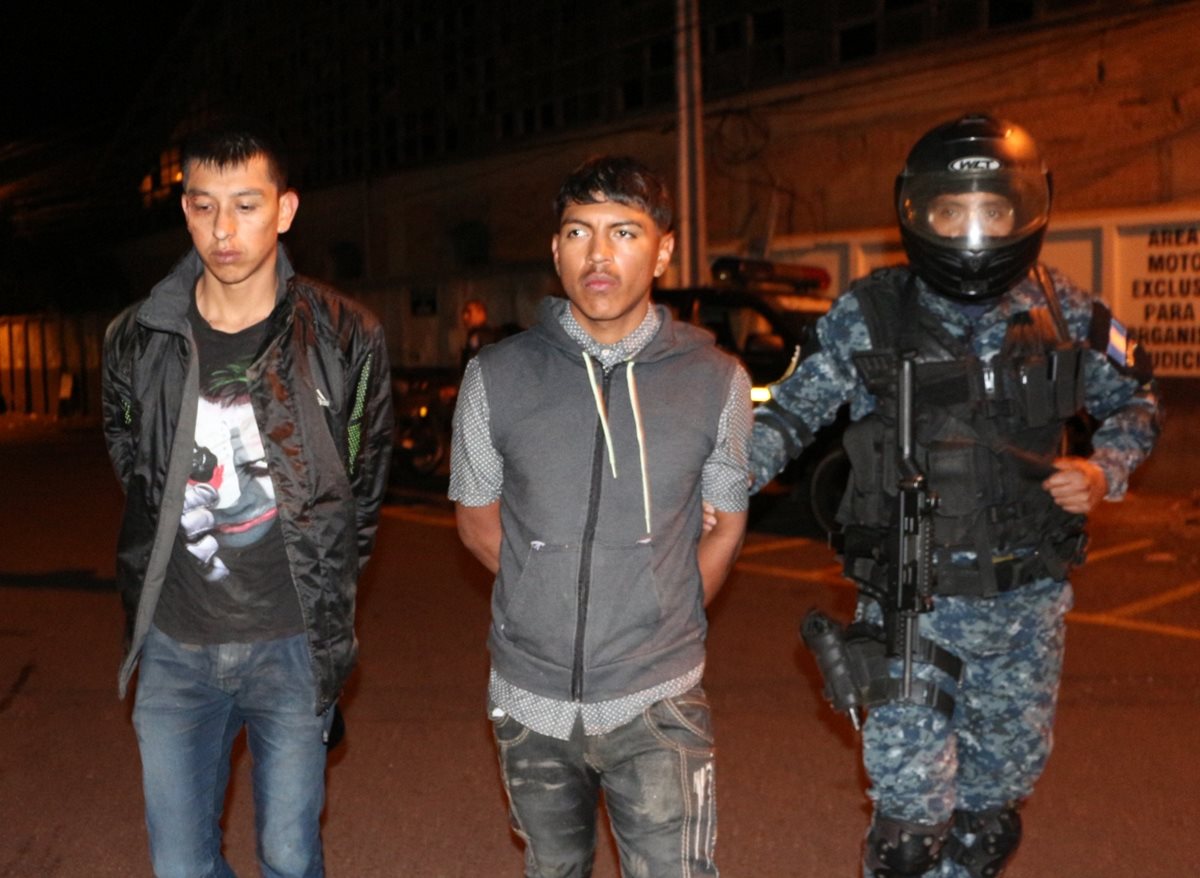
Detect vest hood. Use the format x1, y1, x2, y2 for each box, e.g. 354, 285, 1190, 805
529, 296, 716, 366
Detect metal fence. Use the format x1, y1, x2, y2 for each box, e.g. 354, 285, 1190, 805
0, 313, 107, 421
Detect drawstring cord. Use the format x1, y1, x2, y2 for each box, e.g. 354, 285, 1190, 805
626, 362, 652, 536
583, 353, 618, 478
582, 352, 653, 536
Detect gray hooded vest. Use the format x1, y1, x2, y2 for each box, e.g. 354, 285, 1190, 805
478, 298, 740, 703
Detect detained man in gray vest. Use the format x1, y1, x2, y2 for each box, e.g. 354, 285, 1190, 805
450, 155, 751, 877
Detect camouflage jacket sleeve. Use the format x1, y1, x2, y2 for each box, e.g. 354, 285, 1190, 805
749, 292, 875, 491
1053, 268, 1162, 499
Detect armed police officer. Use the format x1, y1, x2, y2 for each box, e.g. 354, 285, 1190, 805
751, 114, 1160, 877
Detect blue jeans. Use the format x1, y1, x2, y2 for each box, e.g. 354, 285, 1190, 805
491, 686, 719, 878
133, 625, 332, 878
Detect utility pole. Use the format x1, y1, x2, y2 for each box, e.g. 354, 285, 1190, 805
675, 0, 707, 286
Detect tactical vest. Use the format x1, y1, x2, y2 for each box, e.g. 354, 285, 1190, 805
838, 269, 1088, 599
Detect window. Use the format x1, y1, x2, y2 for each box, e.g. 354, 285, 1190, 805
714, 18, 745, 52
159, 146, 182, 190
989, 0, 1035, 27
753, 8, 786, 41
839, 22, 877, 62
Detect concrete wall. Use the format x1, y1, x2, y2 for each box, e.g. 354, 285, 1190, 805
713, 2, 1200, 241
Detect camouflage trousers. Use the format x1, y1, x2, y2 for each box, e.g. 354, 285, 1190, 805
859, 577, 1073, 878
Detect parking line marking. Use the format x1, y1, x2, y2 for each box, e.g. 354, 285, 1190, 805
1104, 579, 1200, 618
1066, 611, 1200, 641
381, 514, 1198, 645
1087, 538, 1154, 563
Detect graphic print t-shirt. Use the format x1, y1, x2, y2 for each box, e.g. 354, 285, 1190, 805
155, 296, 304, 643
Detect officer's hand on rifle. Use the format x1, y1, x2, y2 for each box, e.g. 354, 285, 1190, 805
1042, 457, 1107, 514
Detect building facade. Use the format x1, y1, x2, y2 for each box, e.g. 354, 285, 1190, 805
105, 0, 1200, 370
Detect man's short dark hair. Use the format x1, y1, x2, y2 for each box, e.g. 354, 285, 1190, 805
554, 156, 673, 232
181, 121, 290, 192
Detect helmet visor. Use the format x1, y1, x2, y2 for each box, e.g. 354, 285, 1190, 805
898, 168, 1049, 250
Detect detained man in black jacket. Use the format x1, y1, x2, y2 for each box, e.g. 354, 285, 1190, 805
102, 123, 392, 878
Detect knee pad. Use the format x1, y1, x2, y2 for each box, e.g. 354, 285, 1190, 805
863, 814, 950, 877
944, 805, 1023, 878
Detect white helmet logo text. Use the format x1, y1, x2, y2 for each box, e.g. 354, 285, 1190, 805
949, 156, 1002, 172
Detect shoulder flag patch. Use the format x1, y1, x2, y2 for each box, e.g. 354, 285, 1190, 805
1089, 301, 1153, 382
1106, 316, 1132, 368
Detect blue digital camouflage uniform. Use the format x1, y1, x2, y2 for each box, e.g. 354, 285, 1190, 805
750, 265, 1160, 878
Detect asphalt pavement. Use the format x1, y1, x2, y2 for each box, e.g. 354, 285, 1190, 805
1, 421, 1198, 877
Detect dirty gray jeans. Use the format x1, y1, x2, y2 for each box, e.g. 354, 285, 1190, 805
491, 686, 719, 878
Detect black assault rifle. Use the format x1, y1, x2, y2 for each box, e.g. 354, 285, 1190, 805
890, 354, 937, 698
802, 353, 937, 729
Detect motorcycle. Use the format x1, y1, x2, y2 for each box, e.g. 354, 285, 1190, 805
391, 368, 459, 478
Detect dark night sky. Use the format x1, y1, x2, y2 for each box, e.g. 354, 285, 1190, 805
1, 6, 191, 141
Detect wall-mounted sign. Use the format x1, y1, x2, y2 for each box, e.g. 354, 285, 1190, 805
1112, 223, 1200, 377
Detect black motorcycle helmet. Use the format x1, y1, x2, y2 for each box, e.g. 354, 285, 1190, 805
896, 113, 1051, 300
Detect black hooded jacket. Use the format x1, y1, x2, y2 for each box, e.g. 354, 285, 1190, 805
102, 247, 392, 713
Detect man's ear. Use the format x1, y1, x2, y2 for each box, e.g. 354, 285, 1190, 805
551, 233, 562, 277
278, 190, 300, 233
653, 231, 675, 278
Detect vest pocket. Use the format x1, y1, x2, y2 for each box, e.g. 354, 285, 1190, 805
925, 440, 981, 518
584, 540, 663, 669
497, 541, 579, 667
1052, 347, 1084, 418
